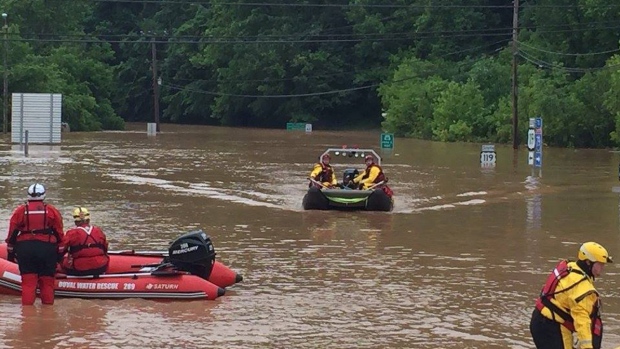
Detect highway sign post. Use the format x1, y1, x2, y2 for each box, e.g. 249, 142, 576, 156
380, 133, 394, 149
527, 117, 543, 168
534, 117, 543, 168
480, 144, 496, 167
286, 122, 312, 132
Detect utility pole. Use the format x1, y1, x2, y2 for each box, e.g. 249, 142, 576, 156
511, 0, 520, 150
151, 35, 160, 133
2, 13, 7, 135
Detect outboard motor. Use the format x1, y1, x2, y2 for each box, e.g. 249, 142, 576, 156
167, 230, 216, 279
343, 168, 359, 189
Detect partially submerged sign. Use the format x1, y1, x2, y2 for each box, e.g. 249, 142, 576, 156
11, 93, 62, 144
480, 144, 496, 167
286, 122, 312, 133
528, 117, 543, 167
380, 133, 394, 149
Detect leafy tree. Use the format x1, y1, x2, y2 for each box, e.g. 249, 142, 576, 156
604, 55, 620, 145
520, 0, 620, 71
568, 70, 613, 147
431, 80, 486, 142
380, 58, 451, 138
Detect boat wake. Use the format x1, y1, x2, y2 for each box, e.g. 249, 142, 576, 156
396, 191, 488, 214
106, 173, 286, 209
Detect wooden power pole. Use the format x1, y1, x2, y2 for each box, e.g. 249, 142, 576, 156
511, 0, 520, 149
151, 36, 160, 133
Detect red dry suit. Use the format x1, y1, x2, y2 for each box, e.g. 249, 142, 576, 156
62, 223, 109, 276
5, 200, 64, 305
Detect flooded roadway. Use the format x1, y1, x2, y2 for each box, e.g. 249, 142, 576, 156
0, 124, 619, 348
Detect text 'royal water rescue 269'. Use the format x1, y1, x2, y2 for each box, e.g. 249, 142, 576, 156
0, 230, 243, 301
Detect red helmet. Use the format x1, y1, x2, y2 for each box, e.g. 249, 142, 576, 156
364, 155, 374, 162
321, 154, 331, 162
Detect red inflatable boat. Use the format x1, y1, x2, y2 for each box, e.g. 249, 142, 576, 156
0, 231, 242, 301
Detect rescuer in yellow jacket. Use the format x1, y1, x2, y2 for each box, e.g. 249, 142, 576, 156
530, 242, 612, 349
309, 154, 337, 188
352, 155, 386, 189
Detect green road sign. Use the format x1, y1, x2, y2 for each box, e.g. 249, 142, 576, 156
286, 122, 307, 131
380, 133, 394, 149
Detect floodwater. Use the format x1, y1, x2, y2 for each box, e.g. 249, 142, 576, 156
0, 123, 620, 349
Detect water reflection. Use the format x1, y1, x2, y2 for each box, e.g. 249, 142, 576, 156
0, 297, 229, 349
303, 211, 394, 237
2, 302, 64, 349
8, 144, 62, 155
525, 174, 543, 232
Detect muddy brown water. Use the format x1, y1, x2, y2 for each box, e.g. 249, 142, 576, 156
0, 124, 619, 348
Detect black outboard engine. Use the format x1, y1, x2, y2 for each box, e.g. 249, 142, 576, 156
167, 230, 216, 279
343, 168, 359, 189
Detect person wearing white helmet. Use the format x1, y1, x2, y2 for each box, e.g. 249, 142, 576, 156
5, 183, 64, 305
530, 242, 612, 349
60, 207, 109, 276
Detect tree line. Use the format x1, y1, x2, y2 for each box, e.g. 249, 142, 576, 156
1, 0, 619, 148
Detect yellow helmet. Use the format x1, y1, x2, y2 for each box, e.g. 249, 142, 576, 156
578, 242, 613, 264
72, 207, 90, 222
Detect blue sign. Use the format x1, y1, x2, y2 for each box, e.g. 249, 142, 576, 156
535, 134, 542, 151
534, 151, 542, 167
535, 117, 543, 129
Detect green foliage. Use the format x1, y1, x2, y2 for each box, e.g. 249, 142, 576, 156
488, 97, 513, 143
47, 46, 124, 131
604, 55, 620, 145
410, 0, 508, 60
521, 0, 620, 71
379, 58, 450, 138
569, 71, 613, 147
0, 0, 617, 147
381, 55, 506, 142
467, 54, 511, 108
161, 6, 216, 124
431, 80, 486, 142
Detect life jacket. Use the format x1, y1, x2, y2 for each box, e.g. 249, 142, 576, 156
11, 201, 59, 243
67, 225, 107, 257
535, 259, 602, 335
361, 164, 386, 184
382, 185, 394, 198
313, 163, 334, 184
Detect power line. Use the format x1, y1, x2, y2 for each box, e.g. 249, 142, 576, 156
175, 71, 354, 84
517, 40, 620, 56
24, 25, 515, 39
74, 0, 620, 9
16, 22, 620, 44
14, 25, 516, 44
78, 0, 517, 9
166, 81, 378, 98
13, 19, 620, 44
173, 38, 509, 85
523, 24, 620, 35
162, 39, 508, 98
517, 49, 620, 73
14, 33, 512, 44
